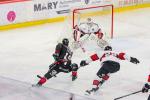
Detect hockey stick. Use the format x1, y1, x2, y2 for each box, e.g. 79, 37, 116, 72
37, 75, 42, 79
78, 41, 86, 52
74, 11, 86, 53
114, 90, 142, 100
36, 59, 74, 80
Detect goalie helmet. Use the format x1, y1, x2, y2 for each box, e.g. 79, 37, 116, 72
87, 18, 92, 24
62, 38, 69, 46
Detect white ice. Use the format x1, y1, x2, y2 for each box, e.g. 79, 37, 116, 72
0, 8, 150, 100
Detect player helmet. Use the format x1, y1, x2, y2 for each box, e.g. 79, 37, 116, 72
62, 38, 69, 46
104, 46, 112, 51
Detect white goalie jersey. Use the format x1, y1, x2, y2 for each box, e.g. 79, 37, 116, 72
78, 22, 99, 34
74, 18, 103, 41
72, 18, 110, 51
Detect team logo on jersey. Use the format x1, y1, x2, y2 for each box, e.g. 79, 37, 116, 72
84, 0, 90, 4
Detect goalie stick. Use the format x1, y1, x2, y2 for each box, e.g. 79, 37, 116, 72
73, 10, 87, 53
114, 90, 142, 100
78, 41, 86, 52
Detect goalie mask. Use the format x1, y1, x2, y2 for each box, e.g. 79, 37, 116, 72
87, 18, 92, 24
86, 18, 95, 27
62, 38, 69, 46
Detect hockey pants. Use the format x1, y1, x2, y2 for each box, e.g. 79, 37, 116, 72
97, 61, 120, 78
44, 62, 72, 79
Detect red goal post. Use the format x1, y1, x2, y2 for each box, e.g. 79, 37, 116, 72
72, 4, 114, 39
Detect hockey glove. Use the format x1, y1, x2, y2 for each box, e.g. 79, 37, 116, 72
53, 53, 59, 61
71, 63, 78, 71
130, 57, 140, 64
80, 60, 89, 67
142, 83, 150, 93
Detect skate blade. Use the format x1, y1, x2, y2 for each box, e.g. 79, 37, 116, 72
85, 90, 94, 95
32, 84, 37, 87
32, 84, 41, 87
85, 92, 90, 95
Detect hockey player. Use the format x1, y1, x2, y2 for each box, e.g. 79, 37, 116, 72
74, 18, 103, 40
73, 18, 110, 50
34, 38, 78, 87
80, 46, 140, 94
142, 74, 150, 99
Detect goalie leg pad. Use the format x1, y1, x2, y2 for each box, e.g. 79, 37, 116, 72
97, 39, 109, 49
71, 41, 81, 49
87, 34, 109, 49
71, 34, 89, 48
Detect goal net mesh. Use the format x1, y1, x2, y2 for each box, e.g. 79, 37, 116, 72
58, 4, 114, 49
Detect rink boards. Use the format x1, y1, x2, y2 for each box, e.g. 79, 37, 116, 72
0, 0, 150, 30
0, 76, 95, 100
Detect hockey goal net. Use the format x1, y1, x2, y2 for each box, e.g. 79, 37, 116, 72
58, 4, 114, 44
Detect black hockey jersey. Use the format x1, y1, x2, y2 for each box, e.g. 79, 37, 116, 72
54, 43, 72, 60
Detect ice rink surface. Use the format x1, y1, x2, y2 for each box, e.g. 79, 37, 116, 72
0, 8, 150, 100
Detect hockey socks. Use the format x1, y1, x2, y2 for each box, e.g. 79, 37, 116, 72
72, 71, 77, 81
35, 75, 47, 86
